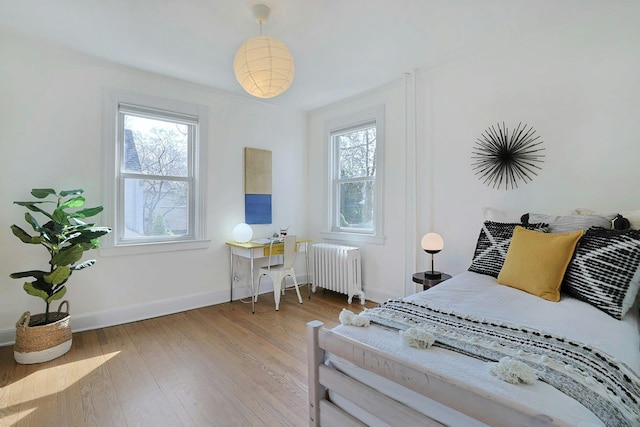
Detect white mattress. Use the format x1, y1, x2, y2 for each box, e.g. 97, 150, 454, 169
330, 271, 640, 426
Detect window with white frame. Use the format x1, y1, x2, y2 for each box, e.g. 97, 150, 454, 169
325, 106, 384, 244
103, 90, 208, 253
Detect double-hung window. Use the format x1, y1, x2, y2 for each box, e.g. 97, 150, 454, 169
103, 90, 208, 253
324, 106, 385, 244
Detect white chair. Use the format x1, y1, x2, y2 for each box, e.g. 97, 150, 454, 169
256, 235, 303, 311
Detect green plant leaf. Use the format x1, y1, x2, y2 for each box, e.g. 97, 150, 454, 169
72, 259, 96, 271
74, 218, 90, 227
60, 196, 85, 210
67, 227, 111, 245
24, 212, 40, 231
40, 220, 62, 233
52, 207, 71, 225
53, 244, 84, 266
31, 188, 57, 198
60, 232, 81, 246
59, 189, 84, 197
66, 222, 94, 230
47, 286, 67, 303
45, 266, 71, 285
13, 202, 54, 220
24, 282, 49, 302
30, 277, 53, 292
10, 270, 46, 280
10, 224, 41, 244
69, 206, 104, 219
37, 230, 56, 247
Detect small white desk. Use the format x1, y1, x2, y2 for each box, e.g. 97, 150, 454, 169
226, 239, 311, 313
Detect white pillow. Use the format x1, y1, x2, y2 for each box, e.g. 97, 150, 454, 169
573, 208, 598, 215
482, 207, 523, 223
527, 213, 613, 233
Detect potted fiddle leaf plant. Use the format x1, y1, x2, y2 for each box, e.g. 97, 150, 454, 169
9, 188, 111, 364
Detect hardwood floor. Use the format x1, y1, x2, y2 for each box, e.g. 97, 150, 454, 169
0, 287, 377, 427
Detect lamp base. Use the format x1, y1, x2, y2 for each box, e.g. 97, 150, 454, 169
424, 271, 442, 280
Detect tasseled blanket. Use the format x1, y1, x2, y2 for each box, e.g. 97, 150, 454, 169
357, 299, 640, 427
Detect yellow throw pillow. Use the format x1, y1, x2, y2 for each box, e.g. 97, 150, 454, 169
497, 226, 583, 302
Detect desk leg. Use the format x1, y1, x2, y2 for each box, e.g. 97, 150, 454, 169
230, 248, 234, 302
305, 242, 311, 299
250, 252, 255, 314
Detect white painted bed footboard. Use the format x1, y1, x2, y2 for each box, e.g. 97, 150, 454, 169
306, 320, 562, 427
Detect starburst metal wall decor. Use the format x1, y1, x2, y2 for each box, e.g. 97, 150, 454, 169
471, 122, 545, 190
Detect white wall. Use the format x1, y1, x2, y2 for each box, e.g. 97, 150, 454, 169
2, 2, 638, 343
424, 3, 640, 276
0, 31, 307, 344
308, 3, 640, 302
307, 79, 418, 303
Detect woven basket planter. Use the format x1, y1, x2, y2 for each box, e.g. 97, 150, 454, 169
14, 301, 72, 364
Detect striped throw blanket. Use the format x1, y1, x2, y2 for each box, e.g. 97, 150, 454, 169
361, 300, 640, 427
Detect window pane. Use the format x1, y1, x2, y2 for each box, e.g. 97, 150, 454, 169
339, 180, 374, 230
123, 178, 190, 238
123, 115, 189, 177
336, 126, 376, 179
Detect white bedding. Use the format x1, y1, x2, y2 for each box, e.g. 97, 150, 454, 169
330, 271, 640, 426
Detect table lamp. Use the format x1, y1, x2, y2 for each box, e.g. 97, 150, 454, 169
233, 223, 253, 243
421, 232, 444, 279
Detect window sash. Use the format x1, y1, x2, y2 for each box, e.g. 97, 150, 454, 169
115, 105, 197, 244
333, 178, 375, 234
322, 105, 384, 245
119, 103, 199, 125
331, 121, 378, 235
117, 110, 195, 177
333, 120, 377, 180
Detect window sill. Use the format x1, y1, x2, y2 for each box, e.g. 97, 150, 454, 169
320, 231, 386, 245
100, 239, 211, 257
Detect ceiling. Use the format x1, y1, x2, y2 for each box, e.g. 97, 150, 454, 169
0, 0, 630, 111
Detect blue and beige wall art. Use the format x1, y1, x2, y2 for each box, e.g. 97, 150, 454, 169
244, 147, 272, 224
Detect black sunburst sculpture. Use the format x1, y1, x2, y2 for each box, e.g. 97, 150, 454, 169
471, 122, 545, 190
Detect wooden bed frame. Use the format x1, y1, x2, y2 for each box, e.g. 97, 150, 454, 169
306, 320, 561, 427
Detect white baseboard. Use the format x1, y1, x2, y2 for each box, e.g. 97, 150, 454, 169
365, 289, 390, 305
0, 287, 269, 347
0, 276, 311, 347
310, 287, 383, 306
0, 328, 16, 348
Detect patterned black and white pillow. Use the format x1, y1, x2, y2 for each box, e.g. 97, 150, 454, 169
563, 227, 640, 320
468, 221, 548, 278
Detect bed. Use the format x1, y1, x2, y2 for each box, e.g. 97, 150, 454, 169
307, 213, 640, 426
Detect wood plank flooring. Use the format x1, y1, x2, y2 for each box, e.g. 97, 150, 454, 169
0, 286, 377, 427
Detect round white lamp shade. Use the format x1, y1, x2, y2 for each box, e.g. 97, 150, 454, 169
232, 223, 253, 243
233, 36, 295, 99
421, 232, 444, 253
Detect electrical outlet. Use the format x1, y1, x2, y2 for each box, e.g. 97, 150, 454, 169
233, 273, 240, 282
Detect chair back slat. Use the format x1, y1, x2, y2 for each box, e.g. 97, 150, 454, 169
283, 235, 297, 269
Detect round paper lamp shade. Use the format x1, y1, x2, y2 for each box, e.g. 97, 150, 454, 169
233, 36, 295, 99
232, 223, 253, 243
421, 233, 444, 253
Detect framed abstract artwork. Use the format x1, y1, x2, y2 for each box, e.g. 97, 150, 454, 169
244, 147, 272, 224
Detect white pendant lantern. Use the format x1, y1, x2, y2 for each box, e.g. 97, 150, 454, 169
233, 4, 294, 99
